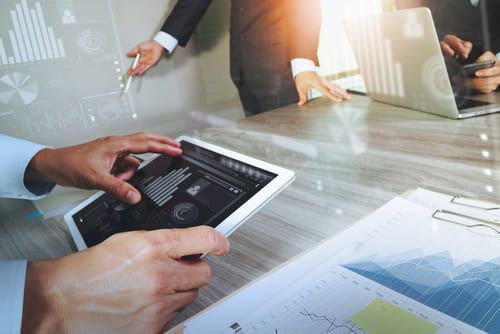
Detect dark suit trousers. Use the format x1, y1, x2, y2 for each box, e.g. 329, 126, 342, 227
229, 1, 305, 117
234, 67, 299, 118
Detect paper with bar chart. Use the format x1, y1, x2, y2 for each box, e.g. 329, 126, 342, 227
185, 190, 499, 334
0, 0, 134, 142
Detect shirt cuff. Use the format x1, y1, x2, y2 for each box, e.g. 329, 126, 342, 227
0, 135, 55, 200
154, 31, 179, 54
0, 260, 27, 334
291, 58, 317, 78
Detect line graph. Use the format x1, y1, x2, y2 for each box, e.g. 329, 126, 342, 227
238, 267, 439, 334
300, 309, 360, 333
406, 259, 500, 288
183, 195, 498, 334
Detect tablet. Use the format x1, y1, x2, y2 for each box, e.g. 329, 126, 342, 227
64, 136, 295, 250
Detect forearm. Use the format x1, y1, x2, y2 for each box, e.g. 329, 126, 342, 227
22, 260, 62, 334
24, 148, 55, 185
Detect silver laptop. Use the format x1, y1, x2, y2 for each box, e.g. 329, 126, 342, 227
344, 8, 500, 119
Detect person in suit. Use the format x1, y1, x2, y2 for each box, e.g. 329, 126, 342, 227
397, 0, 500, 93
0, 133, 229, 333
127, 0, 350, 117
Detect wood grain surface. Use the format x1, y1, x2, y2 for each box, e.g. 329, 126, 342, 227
1, 96, 499, 332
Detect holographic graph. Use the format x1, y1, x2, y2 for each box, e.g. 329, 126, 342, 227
0, 0, 66, 66
0, 0, 135, 143
0, 72, 38, 105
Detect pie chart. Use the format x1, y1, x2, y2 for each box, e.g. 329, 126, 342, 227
0, 72, 39, 106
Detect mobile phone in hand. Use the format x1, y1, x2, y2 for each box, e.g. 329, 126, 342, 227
462, 60, 496, 77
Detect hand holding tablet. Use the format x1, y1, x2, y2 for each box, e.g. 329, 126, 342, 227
65, 136, 295, 250
23, 226, 229, 333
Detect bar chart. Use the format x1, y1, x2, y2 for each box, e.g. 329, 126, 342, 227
138, 168, 193, 207
0, 0, 66, 66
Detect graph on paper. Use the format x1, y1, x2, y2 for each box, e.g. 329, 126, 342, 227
184, 193, 499, 334
345, 252, 500, 333
0, 0, 135, 144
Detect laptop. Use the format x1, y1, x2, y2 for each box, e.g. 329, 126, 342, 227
344, 7, 500, 119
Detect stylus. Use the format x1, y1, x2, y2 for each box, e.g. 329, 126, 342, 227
123, 53, 141, 94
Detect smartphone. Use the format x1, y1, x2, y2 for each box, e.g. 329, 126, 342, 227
463, 60, 496, 76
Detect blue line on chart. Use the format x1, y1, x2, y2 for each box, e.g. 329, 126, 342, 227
300, 309, 360, 334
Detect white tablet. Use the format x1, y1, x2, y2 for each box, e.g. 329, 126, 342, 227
64, 136, 295, 250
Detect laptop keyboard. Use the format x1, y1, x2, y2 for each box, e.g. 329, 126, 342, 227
456, 97, 493, 111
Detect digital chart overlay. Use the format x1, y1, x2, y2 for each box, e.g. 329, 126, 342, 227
0, 72, 38, 105
0, 0, 65, 66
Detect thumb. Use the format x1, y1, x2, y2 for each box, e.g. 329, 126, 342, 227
99, 174, 142, 204
127, 47, 139, 58
476, 51, 495, 62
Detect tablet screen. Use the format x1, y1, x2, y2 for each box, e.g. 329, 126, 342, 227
72, 141, 278, 247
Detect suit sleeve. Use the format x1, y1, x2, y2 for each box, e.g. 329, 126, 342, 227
160, 0, 213, 47
287, 0, 322, 65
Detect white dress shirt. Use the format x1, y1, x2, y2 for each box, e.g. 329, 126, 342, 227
0, 134, 55, 334
154, 31, 317, 77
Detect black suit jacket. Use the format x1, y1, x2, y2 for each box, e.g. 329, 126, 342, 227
161, 0, 321, 97
396, 0, 500, 54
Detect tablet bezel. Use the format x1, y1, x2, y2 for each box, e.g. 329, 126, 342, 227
64, 135, 295, 250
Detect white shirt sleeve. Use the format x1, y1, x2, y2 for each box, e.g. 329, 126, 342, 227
290, 58, 317, 78
153, 31, 317, 78
0, 261, 27, 334
154, 31, 179, 54
0, 134, 55, 200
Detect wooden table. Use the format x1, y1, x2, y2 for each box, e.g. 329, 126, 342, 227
1, 96, 499, 332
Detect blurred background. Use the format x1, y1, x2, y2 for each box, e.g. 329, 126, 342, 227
0, 0, 395, 147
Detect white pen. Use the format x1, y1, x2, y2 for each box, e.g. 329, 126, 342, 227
124, 53, 141, 94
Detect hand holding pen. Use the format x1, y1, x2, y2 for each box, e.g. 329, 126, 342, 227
126, 40, 165, 77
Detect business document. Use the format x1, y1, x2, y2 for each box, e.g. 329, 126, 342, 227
185, 189, 499, 334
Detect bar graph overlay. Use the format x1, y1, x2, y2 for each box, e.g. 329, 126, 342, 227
138, 168, 193, 207
0, 0, 65, 66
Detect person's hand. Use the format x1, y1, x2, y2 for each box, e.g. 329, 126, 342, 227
453, 52, 500, 94
127, 40, 165, 77
440, 34, 473, 60
25, 132, 182, 205
295, 71, 350, 106
22, 226, 230, 334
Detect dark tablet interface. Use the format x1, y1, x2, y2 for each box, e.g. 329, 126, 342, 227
73, 141, 277, 247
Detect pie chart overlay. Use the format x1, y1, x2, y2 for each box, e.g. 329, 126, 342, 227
0, 73, 39, 106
